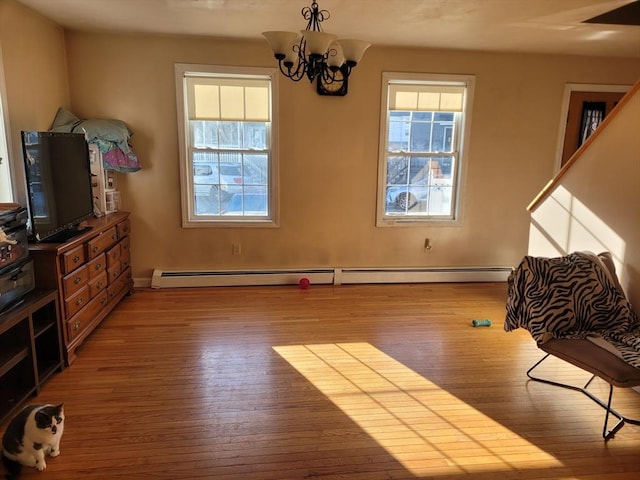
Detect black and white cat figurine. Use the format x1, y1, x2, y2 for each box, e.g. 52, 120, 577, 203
1, 403, 64, 478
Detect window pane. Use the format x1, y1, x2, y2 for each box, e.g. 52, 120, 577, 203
434, 112, 454, 122
408, 157, 429, 185
386, 155, 410, 184
193, 152, 220, 215
409, 121, 432, 151
222, 191, 268, 216
244, 154, 268, 186
387, 120, 409, 151
390, 111, 411, 121
218, 122, 240, 149
428, 184, 453, 215
428, 155, 455, 216
192, 120, 219, 149
242, 122, 266, 149
432, 120, 454, 152
413, 111, 433, 121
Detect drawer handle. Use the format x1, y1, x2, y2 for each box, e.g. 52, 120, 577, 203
95, 263, 102, 270
92, 245, 98, 253
97, 281, 104, 289
74, 277, 82, 285
111, 233, 117, 241
73, 255, 80, 263
75, 297, 84, 306
73, 321, 81, 330
101, 297, 107, 305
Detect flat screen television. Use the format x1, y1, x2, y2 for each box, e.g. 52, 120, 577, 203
21, 131, 95, 243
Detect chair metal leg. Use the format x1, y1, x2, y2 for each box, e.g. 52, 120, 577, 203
526, 353, 640, 440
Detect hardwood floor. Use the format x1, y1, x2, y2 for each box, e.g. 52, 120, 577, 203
2, 283, 639, 479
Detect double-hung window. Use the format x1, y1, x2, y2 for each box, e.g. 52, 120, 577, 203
175, 64, 278, 226
377, 73, 474, 225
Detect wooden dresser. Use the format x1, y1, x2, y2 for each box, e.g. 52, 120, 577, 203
29, 212, 133, 364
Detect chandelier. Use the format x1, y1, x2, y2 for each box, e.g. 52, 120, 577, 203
262, 1, 370, 95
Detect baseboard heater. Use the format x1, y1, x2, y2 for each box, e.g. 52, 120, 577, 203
150, 266, 512, 289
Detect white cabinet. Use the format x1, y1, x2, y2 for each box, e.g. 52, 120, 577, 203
89, 144, 120, 216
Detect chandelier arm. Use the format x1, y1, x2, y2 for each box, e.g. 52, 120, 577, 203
315, 4, 329, 28
320, 65, 347, 85
277, 57, 306, 82
320, 67, 333, 84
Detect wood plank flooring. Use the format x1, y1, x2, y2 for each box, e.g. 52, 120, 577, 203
2, 283, 639, 479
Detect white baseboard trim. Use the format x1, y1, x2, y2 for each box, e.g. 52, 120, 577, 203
150, 268, 335, 289
334, 267, 511, 285
147, 266, 512, 289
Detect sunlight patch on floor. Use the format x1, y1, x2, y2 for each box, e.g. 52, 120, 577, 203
274, 342, 562, 476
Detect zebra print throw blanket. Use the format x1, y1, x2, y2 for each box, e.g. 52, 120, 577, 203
505, 251, 640, 369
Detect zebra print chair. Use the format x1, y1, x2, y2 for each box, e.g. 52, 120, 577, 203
505, 251, 640, 440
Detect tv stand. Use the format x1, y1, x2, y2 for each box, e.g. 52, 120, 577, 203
0, 289, 63, 425
28, 212, 132, 365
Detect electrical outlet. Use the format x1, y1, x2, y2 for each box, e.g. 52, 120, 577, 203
232, 243, 242, 255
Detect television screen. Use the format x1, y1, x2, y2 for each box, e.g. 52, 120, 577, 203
21, 131, 95, 242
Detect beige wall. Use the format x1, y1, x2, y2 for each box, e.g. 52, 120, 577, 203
0, 0, 70, 200
529, 84, 640, 308
2, 1, 639, 284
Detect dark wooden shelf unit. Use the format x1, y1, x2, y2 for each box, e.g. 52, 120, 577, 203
0, 289, 63, 425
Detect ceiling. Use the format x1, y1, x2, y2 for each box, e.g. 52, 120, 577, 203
14, 0, 640, 58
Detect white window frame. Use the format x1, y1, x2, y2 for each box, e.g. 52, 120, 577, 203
0, 46, 14, 203
175, 64, 279, 227
376, 72, 475, 226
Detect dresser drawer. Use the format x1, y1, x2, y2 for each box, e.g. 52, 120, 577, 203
107, 262, 122, 284
108, 267, 131, 300
106, 243, 121, 268
88, 271, 108, 298
62, 265, 89, 298
119, 236, 130, 256
117, 219, 130, 238
120, 248, 130, 270
66, 290, 108, 342
86, 253, 106, 279
61, 245, 86, 274
64, 285, 90, 318
87, 227, 118, 260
